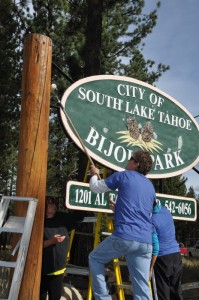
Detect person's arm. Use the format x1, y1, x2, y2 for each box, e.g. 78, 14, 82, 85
89, 175, 110, 193
149, 232, 159, 280
43, 234, 66, 248
149, 255, 157, 280
89, 165, 110, 193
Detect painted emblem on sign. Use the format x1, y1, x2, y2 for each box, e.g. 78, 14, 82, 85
117, 116, 163, 152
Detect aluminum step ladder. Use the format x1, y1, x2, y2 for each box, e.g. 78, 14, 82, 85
0, 196, 38, 300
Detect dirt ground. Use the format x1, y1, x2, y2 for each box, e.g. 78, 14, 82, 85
182, 282, 199, 300
182, 290, 199, 300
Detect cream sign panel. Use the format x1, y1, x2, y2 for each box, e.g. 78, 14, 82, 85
60, 75, 199, 178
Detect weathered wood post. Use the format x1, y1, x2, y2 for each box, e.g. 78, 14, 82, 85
15, 33, 52, 299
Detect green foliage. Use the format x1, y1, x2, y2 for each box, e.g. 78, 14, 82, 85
46, 116, 79, 197
175, 187, 199, 245
152, 176, 187, 196
0, 0, 23, 194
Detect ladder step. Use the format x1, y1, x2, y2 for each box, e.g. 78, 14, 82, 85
0, 216, 25, 233
117, 283, 132, 290
114, 260, 127, 266
83, 217, 97, 223
66, 265, 89, 276
74, 232, 93, 236
0, 260, 17, 268
101, 232, 111, 236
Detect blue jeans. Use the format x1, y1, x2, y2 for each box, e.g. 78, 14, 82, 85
89, 234, 152, 300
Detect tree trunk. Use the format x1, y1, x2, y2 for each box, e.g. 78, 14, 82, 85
78, 0, 103, 182
84, 0, 103, 76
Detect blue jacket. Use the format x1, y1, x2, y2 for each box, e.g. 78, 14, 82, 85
152, 205, 180, 256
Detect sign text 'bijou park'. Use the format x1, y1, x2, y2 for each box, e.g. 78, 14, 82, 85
60, 75, 199, 178
66, 181, 197, 221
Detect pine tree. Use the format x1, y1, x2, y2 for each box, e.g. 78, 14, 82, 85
1, 0, 190, 202
153, 176, 187, 196
175, 187, 199, 244
0, 0, 26, 194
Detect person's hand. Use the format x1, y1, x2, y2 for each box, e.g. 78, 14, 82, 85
53, 234, 66, 244
90, 165, 100, 177
109, 198, 115, 212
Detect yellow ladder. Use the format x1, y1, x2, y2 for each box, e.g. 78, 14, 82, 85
66, 161, 107, 264
105, 215, 127, 300
83, 161, 127, 300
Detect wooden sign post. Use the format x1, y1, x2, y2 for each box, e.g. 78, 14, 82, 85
15, 33, 52, 299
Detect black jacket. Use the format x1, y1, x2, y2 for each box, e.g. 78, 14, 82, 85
42, 211, 84, 274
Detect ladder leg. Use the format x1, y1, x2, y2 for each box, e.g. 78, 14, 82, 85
87, 277, 93, 300
106, 216, 125, 300
114, 261, 126, 300
66, 229, 75, 263
87, 213, 102, 300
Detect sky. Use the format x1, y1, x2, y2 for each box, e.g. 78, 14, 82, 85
142, 0, 199, 194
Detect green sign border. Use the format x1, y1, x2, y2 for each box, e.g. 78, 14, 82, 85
66, 181, 197, 221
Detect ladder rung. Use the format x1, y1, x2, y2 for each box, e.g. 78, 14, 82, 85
2, 196, 38, 202
66, 265, 89, 276
0, 216, 25, 233
83, 217, 97, 223
101, 232, 111, 236
74, 232, 93, 236
117, 283, 132, 290
114, 260, 127, 266
0, 260, 17, 268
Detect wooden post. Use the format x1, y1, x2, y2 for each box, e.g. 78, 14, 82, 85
15, 33, 52, 299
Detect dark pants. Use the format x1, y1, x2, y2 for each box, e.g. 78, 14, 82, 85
154, 252, 183, 300
40, 273, 64, 300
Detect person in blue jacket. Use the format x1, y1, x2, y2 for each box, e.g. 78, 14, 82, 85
150, 201, 183, 300
89, 150, 156, 300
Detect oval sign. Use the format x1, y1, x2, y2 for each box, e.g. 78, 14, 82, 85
60, 75, 199, 178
